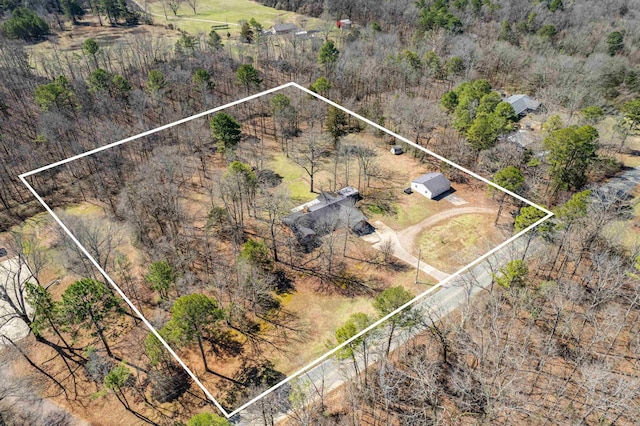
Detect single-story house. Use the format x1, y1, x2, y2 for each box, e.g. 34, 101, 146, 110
283, 186, 374, 246
390, 145, 404, 155
411, 172, 451, 199
337, 19, 353, 29
271, 23, 297, 35
505, 94, 541, 118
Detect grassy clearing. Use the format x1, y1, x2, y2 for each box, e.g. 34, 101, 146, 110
602, 194, 640, 249
276, 289, 376, 374
417, 213, 496, 273
603, 220, 640, 249
393, 196, 438, 228
24, 19, 179, 76
144, 0, 321, 35
367, 193, 439, 231
267, 153, 317, 203
597, 116, 640, 168
26, 18, 178, 57
64, 203, 105, 217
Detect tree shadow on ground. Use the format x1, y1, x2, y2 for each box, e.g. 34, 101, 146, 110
221, 359, 286, 409
206, 329, 244, 359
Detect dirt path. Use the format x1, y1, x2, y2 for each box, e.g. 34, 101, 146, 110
368, 221, 450, 281
398, 206, 496, 253
363, 206, 496, 282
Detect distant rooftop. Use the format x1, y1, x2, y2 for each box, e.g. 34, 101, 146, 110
272, 23, 297, 33
505, 94, 541, 116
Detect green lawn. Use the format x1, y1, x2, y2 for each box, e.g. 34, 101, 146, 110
144, 0, 321, 35
393, 196, 438, 228
267, 152, 318, 203
64, 203, 105, 217
603, 220, 640, 248
365, 193, 438, 231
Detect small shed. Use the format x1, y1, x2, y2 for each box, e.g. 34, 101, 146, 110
337, 19, 353, 29
271, 23, 297, 35
390, 145, 403, 155
411, 172, 451, 199
505, 94, 541, 118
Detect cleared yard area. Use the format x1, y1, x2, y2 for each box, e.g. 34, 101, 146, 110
267, 153, 317, 204
383, 193, 439, 229
272, 263, 435, 375
276, 286, 376, 374
416, 213, 502, 274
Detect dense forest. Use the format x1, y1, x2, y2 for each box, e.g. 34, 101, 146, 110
1, 0, 640, 424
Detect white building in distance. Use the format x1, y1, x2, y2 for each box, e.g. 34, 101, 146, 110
411, 172, 451, 199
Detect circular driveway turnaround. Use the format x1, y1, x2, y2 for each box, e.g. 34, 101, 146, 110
365, 206, 496, 281
397, 206, 496, 253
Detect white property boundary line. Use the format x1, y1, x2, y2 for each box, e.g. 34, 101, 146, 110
19, 81, 553, 419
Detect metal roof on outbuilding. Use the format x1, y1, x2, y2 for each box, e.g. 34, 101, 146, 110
412, 172, 451, 197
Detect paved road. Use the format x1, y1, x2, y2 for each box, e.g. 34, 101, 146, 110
0, 257, 33, 345
589, 165, 640, 201
238, 239, 529, 424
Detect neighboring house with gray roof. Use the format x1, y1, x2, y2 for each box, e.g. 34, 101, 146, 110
271, 23, 297, 35
505, 94, 542, 118
411, 172, 451, 199
283, 186, 374, 246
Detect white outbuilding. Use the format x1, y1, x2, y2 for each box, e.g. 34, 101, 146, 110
390, 145, 403, 155
411, 172, 451, 199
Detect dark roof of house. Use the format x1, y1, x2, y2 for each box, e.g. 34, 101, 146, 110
505, 94, 541, 116
284, 187, 369, 239
412, 172, 451, 195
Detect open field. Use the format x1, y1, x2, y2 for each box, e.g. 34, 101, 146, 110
25, 17, 179, 59
140, 0, 323, 35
